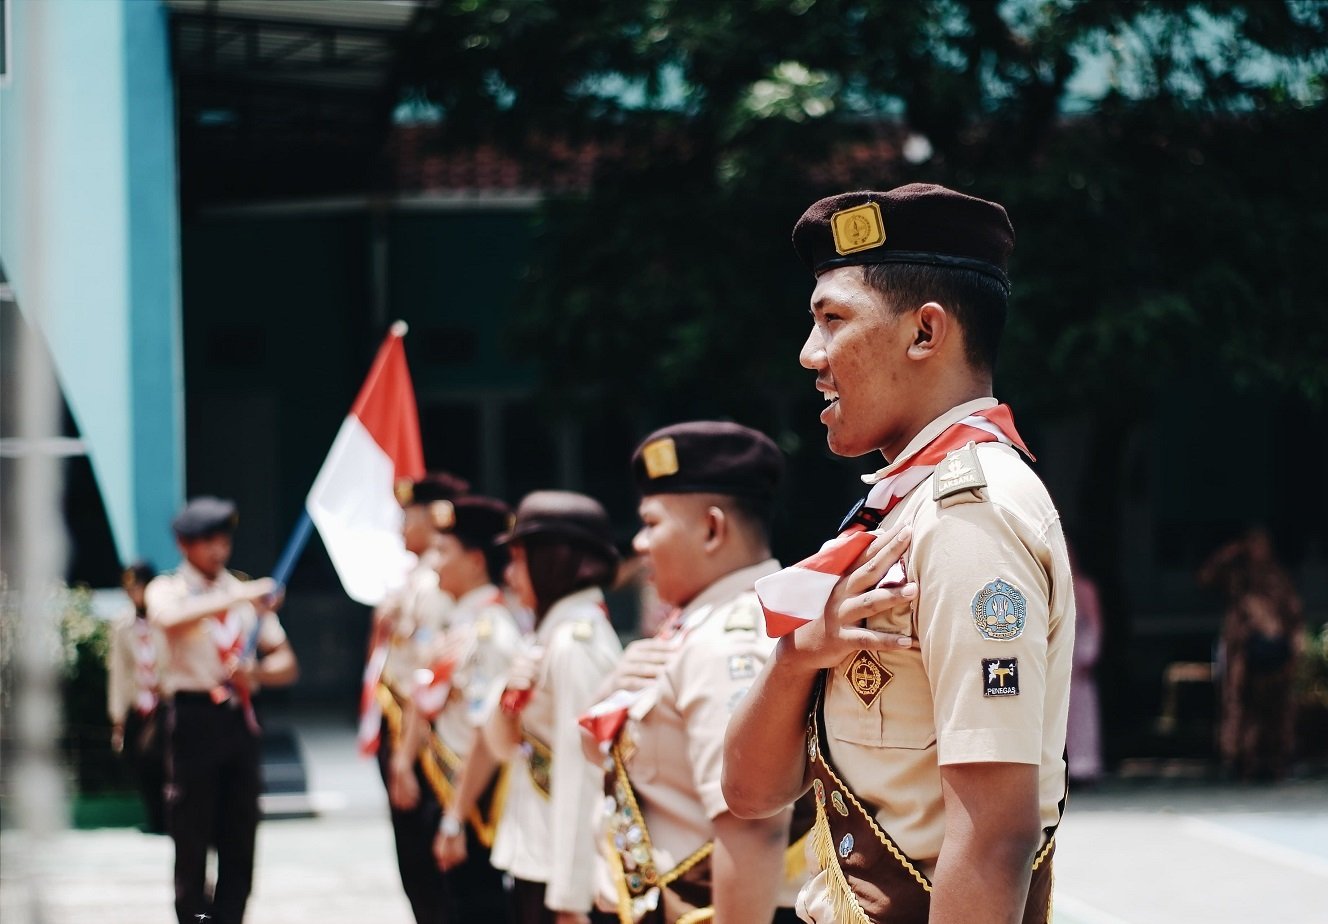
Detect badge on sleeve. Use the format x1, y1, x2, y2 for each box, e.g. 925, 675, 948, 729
728, 654, 757, 680
972, 578, 1027, 641
983, 658, 1019, 696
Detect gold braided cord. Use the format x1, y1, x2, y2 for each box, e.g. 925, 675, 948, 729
375, 682, 502, 841
1032, 834, 1055, 870
810, 796, 871, 924
811, 710, 933, 893
658, 840, 714, 888
674, 909, 716, 924
604, 827, 638, 924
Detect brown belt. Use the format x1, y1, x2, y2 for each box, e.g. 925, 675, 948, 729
807, 672, 1058, 924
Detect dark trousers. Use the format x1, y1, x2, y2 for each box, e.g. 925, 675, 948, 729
166, 694, 261, 924
511, 878, 555, 924
450, 822, 510, 922
377, 717, 450, 924
123, 707, 167, 834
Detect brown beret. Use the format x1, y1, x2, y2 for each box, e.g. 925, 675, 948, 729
792, 183, 1014, 291
498, 490, 619, 563
395, 471, 471, 508
431, 494, 513, 550
172, 496, 239, 539
631, 421, 784, 501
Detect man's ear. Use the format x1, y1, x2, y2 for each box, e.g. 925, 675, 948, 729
704, 505, 728, 553
907, 302, 950, 360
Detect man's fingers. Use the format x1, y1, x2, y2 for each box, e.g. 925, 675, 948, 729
839, 583, 918, 623
840, 627, 917, 651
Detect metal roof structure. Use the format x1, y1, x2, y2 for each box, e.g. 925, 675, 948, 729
167, 0, 426, 208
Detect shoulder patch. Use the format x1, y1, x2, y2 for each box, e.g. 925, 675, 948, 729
972, 578, 1027, 641
475, 615, 493, 641
571, 620, 594, 641
932, 442, 987, 501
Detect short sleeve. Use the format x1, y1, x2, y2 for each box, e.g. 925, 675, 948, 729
914, 498, 1052, 766
257, 610, 288, 652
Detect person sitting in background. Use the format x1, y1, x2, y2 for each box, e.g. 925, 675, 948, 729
107, 560, 168, 833
1200, 527, 1304, 782
485, 491, 624, 924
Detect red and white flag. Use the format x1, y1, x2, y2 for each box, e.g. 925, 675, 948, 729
307, 322, 425, 606
757, 405, 1032, 638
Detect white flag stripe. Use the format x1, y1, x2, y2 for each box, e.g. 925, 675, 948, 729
755, 567, 841, 624
306, 415, 415, 606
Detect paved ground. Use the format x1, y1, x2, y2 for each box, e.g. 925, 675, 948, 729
2, 718, 1324, 923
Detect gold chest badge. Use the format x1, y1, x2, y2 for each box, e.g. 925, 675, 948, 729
845, 650, 892, 708
830, 202, 886, 255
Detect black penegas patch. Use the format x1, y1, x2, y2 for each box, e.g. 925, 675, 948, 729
982, 658, 1019, 696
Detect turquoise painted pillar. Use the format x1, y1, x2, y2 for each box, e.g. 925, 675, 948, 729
0, 0, 184, 568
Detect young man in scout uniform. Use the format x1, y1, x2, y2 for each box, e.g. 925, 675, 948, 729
147, 497, 299, 924
589, 421, 805, 924
108, 560, 168, 833
388, 493, 523, 921
722, 184, 1074, 924
369, 472, 470, 924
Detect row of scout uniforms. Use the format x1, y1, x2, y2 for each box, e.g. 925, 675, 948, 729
586, 422, 814, 924
367, 472, 523, 924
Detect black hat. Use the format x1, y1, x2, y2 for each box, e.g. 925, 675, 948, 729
172, 496, 239, 540
430, 495, 513, 550
395, 471, 471, 508
498, 490, 619, 563
631, 421, 784, 501
792, 183, 1015, 291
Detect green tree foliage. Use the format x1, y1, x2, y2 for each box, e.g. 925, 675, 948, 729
401, 0, 1328, 417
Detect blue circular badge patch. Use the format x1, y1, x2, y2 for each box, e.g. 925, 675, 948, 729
971, 578, 1027, 641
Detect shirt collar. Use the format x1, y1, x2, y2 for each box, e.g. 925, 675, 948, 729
862, 397, 999, 485
455, 583, 500, 612
681, 558, 781, 628
536, 585, 606, 642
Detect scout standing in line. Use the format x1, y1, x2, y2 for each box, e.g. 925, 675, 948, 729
107, 561, 168, 833
389, 494, 523, 921
588, 421, 807, 924
147, 497, 299, 924
485, 491, 624, 924
722, 185, 1074, 924
369, 472, 469, 924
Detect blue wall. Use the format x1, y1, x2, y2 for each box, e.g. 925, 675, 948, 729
0, 0, 183, 569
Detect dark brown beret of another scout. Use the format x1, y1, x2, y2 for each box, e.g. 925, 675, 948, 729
172, 496, 239, 539
792, 183, 1015, 291
631, 421, 784, 502
430, 495, 512, 550
498, 490, 620, 564
395, 471, 471, 508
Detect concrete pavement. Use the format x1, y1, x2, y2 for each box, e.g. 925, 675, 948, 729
2, 717, 1324, 923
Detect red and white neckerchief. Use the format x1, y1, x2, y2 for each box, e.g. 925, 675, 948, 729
132, 618, 159, 715
211, 605, 260, 733
409, 587, 511, 721
357, 619, 391, 756
577, 605, 684, 748
756, 404, 1033, 638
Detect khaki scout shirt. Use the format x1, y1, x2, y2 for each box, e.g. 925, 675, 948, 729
490, 586, 623, 913
430, 583, 524, 760
594, 560, 804, 909
106, 608, 167, 724
798, 398, 1074, 920
145, 562, 288, 697
381, 557, 453, 692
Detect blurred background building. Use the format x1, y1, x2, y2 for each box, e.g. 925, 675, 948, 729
3, 0, 1326, 772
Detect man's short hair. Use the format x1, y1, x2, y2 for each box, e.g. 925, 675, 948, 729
863, 262, 1008, 370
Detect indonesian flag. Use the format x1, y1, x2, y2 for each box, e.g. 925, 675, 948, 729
757, 404, 1032, 638
307, 322, 425, 606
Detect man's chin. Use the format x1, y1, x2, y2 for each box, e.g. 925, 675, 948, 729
825, 427, 878, 459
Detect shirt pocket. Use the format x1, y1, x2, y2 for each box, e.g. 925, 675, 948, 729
826, 650, 936, 751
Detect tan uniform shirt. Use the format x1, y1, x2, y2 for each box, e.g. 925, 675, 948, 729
106, 608, 167, 723
798, 398, 1074, 920
490, 586, 623, 913
430, 583, 524, 760
381, 556, 453, 692
595, 560, 803, 908
145, 562, 288, 696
